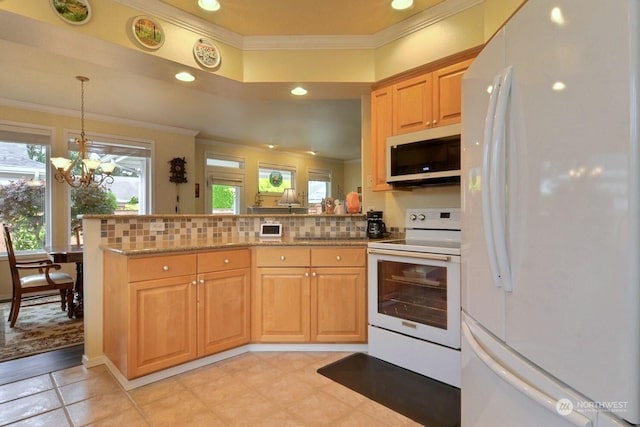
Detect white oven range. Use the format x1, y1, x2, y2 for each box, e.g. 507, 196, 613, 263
367, 208, 461, 387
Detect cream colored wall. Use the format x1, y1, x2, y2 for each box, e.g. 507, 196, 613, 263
483, 0, 525, 40
373, 4, 485, 81
195, 140, 346, 213
343, 159, 362, 198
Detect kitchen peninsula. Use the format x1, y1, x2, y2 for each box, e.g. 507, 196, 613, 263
82, 213, 370, 389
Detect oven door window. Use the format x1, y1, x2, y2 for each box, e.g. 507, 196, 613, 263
377, 260, 448, 329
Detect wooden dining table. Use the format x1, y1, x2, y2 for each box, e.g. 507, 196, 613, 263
45, 244, 84, 318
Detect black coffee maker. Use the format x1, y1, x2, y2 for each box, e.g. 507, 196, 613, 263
367, 211, 387, 239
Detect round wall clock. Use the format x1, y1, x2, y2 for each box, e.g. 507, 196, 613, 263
193, 38, 221, 69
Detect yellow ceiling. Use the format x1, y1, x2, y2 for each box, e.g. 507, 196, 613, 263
160, 0, 446, 36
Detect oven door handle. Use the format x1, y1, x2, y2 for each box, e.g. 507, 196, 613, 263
367, 248, 450, 262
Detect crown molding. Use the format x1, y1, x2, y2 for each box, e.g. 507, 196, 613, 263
117, 0, 482, 51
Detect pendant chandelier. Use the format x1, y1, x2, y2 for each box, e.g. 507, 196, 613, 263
51, 76, 116, 188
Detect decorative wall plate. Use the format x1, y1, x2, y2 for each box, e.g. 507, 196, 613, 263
131, 16, 164, 50
193, 38, 221, 69
269, 171, 283, 187
50, 0, 91, 25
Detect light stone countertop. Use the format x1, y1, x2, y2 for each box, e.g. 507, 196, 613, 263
101, 235, 372, 256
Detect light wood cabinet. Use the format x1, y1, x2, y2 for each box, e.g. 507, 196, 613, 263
196, 250, 250, 357
104, 248, 250, 379
371, 86, 393, 191
252, 247, 366, 343
392, 73, 434, 135
370, 55, 475, 191
433, 58, 474, 127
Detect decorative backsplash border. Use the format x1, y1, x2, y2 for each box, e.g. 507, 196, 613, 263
97, 215, 393, 245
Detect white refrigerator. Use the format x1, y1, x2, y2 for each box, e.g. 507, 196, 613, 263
461, 1, 640, 426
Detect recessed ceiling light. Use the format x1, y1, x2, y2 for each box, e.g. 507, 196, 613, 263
291, 86, 308, 96
309, 151, 317, 156
267, 144, 275, 149
198, 0, 220, 12
175, 71, 195, 82
391, 0, 413, 10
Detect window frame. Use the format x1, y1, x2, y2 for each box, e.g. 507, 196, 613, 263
205, 152, 246, 214
258, 162, 297, 195
0, 121, 54, 255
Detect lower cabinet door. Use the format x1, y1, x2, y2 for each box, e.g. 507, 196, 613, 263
198, 268, 250, 357
311, 267, 366, 342
253, 268, 310, 342
129, 275, 197, 378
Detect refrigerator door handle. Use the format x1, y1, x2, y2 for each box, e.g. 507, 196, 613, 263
482, 73, 503, 288
489, 67, 514, 292
462, 321, 593, 427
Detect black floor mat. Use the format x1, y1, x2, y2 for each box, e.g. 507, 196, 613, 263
317, 352, 460, 427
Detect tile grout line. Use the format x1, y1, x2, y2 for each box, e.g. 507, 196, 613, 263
49, 372, 74, 427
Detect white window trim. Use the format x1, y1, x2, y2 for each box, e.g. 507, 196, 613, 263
258, 162, 297, 195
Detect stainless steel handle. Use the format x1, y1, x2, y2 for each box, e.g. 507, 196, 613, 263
367, 248, 450, 262
401, 321, 417, 329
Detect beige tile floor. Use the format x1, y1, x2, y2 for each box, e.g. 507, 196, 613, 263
0, 352, 423, 426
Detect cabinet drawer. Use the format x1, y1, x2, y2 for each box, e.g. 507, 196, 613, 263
311, 248, 366, 267
198, 249, 250, 272
255, 247, 310, 267
128, 254, 196, 282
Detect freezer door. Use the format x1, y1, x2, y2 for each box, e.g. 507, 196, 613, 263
462, 314, 596, 427
461, 27, 507, 340
495, 0, 640, 422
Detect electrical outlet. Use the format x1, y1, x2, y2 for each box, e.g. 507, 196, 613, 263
149, 222, 165, 232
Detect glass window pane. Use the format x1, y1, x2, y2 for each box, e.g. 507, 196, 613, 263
258, 167, 294, 193
211, 183, 240, 214
0, 141, 48, 252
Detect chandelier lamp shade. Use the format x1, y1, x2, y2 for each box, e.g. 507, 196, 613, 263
50, 76, 116, 188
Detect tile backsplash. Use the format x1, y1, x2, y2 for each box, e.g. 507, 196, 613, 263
98, 215, 372, 245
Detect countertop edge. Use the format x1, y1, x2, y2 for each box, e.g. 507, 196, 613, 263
101, 239, 370, 256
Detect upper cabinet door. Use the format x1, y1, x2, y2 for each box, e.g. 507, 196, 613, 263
370, 86, 393, 191
392, 73, 433, 135
433, 59, 473, 127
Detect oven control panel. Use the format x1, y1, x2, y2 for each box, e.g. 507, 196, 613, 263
406, 208, 461, 230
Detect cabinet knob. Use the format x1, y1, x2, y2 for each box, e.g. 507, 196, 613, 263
191, 280, 197, 285
224, 259, 230, 264
426, 121, 431, 126
336, 255, 341, 261
305, 272, 309, 277
199, 279, 205, 284
312, 272, 317, 277
280, 255, 286, 261
433, 119, 438, 125
162, 265, 169, 271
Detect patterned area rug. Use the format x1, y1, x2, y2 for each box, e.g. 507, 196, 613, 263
0, 296, 83, 362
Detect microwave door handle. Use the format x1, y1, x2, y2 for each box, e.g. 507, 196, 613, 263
482, 73, 503, 289
367, 248, 450, 262
490, 67, 514, 292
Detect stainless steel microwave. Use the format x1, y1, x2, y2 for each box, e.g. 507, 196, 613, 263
386, 123, 461, 187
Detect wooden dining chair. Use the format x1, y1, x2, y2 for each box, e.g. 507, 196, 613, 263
3, 225, 75, 327
72, 225, 82, 245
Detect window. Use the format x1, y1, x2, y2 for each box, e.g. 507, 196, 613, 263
0, 124, 51, 253
258, 163, 296, 194
206, 153, 245, 214
308, 168, 331, 204
66, 132, 152, 229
